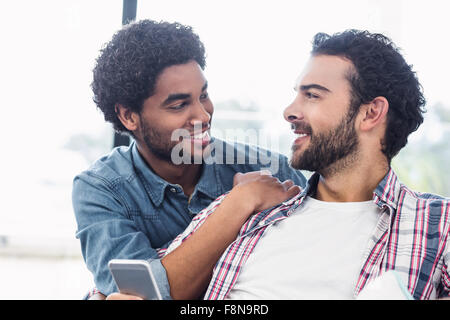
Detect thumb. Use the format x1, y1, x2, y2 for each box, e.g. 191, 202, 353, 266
233, 172, 243, 186
286, 185, 302, 199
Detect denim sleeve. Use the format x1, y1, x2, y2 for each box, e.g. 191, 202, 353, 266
147, 259, 172, 299
72, 173, 172, 299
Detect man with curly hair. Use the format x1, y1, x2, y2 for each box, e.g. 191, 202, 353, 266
72, 20, 305, 300
117, 29, 449, 300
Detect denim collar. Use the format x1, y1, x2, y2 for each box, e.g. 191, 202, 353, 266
194, 159, 223, 200
131, 141, 222, 207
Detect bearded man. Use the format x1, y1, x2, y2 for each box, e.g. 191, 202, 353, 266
126, 30, 449, 300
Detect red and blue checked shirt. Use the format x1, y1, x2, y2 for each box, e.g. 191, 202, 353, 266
159, 168, 450, 300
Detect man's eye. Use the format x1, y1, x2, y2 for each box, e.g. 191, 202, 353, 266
305, 92, 319, 99
200, 92, 209, 100
169, 102, 188, 110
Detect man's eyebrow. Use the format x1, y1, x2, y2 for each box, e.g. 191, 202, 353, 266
296, 84, 331, 92
162, 82, 208, 106
162, 93, 191, 106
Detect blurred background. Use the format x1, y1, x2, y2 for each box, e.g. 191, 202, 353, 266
0, 0, 448, 299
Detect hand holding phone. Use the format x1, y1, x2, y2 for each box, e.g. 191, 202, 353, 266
108, 259, 163, 300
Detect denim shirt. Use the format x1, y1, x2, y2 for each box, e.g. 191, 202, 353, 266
72, 139, 306, 299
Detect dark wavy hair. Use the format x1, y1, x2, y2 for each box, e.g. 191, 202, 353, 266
311, 30, 426, 162
91, 20, 206, 133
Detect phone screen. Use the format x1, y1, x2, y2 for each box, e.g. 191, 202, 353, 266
109, 261, 162, 300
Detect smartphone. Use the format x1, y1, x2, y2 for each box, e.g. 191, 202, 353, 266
108, 259, 163, 300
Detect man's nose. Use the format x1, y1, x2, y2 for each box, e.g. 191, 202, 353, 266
190, 101, 211, 126
283, 98, 303, 123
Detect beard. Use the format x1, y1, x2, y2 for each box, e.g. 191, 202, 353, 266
140, 120, 210, 165
289, 110, 359, 176
141, 120, 176, 162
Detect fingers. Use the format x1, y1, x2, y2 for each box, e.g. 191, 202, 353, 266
233, 170, 273, 187
234, 170, 272, 179
281, 180, 301, 199
106, 292, 144, 300
281, 179, 294, 190
233, 171, 300, 204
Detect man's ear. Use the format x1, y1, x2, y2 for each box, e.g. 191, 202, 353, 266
115, 104, 140, 132
359, 96, 389, 132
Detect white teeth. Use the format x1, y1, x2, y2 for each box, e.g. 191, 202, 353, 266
190, 131, 209, 139
297, 133, 308, 138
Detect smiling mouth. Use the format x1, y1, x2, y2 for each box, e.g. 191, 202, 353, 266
186, 130, 210, 140
294, 128, 311, 138
296, 133, 309, 138
183, 130, 211, 147
292, 129, 311, 147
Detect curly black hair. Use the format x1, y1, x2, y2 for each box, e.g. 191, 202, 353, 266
311, 30, 426, 162
91, 20, 206, 133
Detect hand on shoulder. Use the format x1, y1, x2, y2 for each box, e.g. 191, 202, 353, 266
231, 170, 301, 213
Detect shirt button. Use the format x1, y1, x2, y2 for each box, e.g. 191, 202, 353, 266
170, 187, 177, 193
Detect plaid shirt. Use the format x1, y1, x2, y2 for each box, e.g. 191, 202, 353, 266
159, 168, 450, 300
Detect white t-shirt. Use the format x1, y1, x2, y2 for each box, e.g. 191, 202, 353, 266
226, 196, 381, 299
